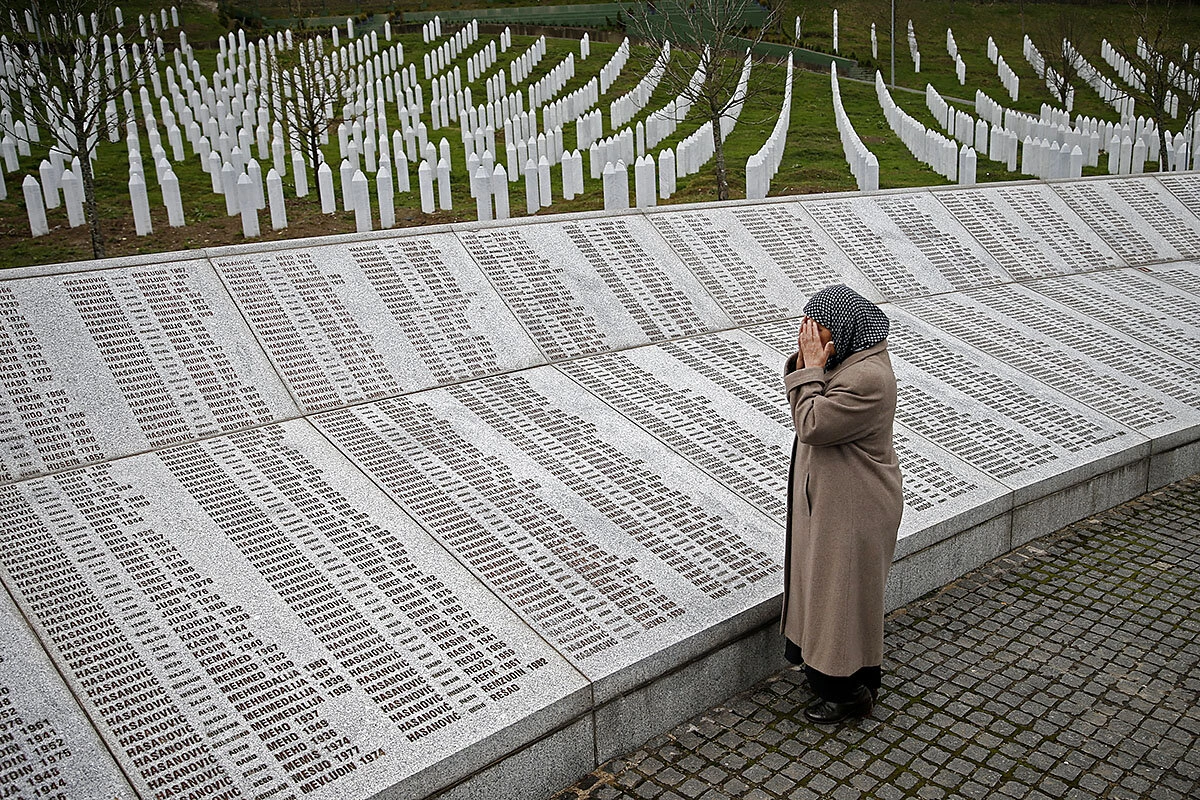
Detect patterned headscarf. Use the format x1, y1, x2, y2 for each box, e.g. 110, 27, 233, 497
802, 284, 890, 371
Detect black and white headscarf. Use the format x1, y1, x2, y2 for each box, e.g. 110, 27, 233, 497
802, 284, 890, 372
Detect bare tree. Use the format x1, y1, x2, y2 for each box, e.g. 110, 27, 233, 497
623, 0, 781, 200
265, 30, 348, 208
0, 0, 156, 257
1039, 10, 1081, 111
1110, 0, 1200, 170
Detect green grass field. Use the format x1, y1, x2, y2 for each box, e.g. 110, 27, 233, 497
0, 0, 1194, 268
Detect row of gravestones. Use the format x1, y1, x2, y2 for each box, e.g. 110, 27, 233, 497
8, 9, 1199, 241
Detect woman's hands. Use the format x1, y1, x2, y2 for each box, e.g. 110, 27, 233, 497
798, 318, 836, 370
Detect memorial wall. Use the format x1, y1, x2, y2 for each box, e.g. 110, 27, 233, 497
2, 173, 1199, 800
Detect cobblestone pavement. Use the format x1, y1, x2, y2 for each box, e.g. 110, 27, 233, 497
556, 475, 1200, 800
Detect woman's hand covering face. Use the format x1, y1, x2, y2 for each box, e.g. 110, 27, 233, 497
798, 317, 836, 370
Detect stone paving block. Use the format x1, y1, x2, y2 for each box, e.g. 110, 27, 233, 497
568, 476, 1200, 800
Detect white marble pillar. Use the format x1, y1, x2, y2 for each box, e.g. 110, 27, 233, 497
1068, 145, 1084, 178
23, 176, 49, 236
221, 163, 239, 214
418, 160, 435, 212
162, 167, 185, 226
267, 168, 287, 229
491, 165, 510, 220
1130, 138, 1146, 173
659, 149, 676, 199
130, 172, 153, 235
247, 159, 265, 209
958, 146, 976, 185
351, 170, 372, 232
238, 173, 259, 237
473, 165, 492, 221
339, 158, 354, 210
634, 155, 656, 207
60, 169, 85, 226
318, 162, 337, 213
537, 155, 552, 207
523, 158, 539, 214
466, 152, 481, 196
292, 152, 308, 197
38, 160, 61, 209
395, 151, 410, 192
377, 165, 395, 229
436, 157, 452, 209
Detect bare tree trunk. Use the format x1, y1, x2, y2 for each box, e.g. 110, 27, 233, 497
1158, 115, 1170, 171
76, 120, 105, 259
711, 105, 729, 201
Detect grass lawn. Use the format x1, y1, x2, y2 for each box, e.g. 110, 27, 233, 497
0, 0, 1194, 268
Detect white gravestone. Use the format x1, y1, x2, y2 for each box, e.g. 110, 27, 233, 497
491, 164, 510, 220
129, 172, 153, 235
418, 160, 436, 212
237, 173, 259, 237
267, 168, 288, 230
23, 175, 49, 236
524, 158, 539, 215
318, 161, 337, 213
162, 167, 185, 227
351, 169, 372, 233
377, 164, 395, 229
474, 165, 492, 221
60, 169, 86, 227
436, 157, 452, 209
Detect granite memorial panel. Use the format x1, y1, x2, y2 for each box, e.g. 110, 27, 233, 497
801, 193, 1013, 299
314, 367, 781, 701
1024, 268, 1200, 368
1052, 177, 1200, 264
0, 260, 297, 484
877, 309, 1139, 502
0, 420, 586, 800
932, 183, 1124, 280
1129, 260, 1200, 299
1156, 172, 1200, 219
210, 235, 543, 411
0, 593, 135, 799
457, 217, 734, 360
555, 331, 794, 521
898, 285, 1200, 452
4, 175, 1200, 800
645, 205, 880, 324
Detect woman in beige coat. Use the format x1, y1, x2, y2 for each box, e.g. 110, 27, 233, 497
781, 284, 903, 724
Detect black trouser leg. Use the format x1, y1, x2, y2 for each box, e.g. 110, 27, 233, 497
787, 639, 881, 701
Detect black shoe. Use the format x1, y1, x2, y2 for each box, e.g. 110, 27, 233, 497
803, 687, 873, 724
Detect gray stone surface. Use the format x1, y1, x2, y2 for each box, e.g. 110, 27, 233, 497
556, 331, 794, 521
210, 234, 542, 410
0, 419, 587, 800
898, 284, 1200, 453
1140, 259, 1200, 297
0, 259, 297, 482
0, 593, 136, 799
644, 205, 882, 323
884, 305, 1145, 505
1052, 176, 1200, 264
457, 216, 734, 361
801, 191, 1012, 299
930, 182, 1124, 280
2, 174, 1199, 800
1023, 267, 1200, 371
1154, 171, 1200, 220
313, 367, 782, 703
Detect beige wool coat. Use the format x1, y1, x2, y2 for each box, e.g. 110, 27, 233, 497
781, 341, 904, 677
